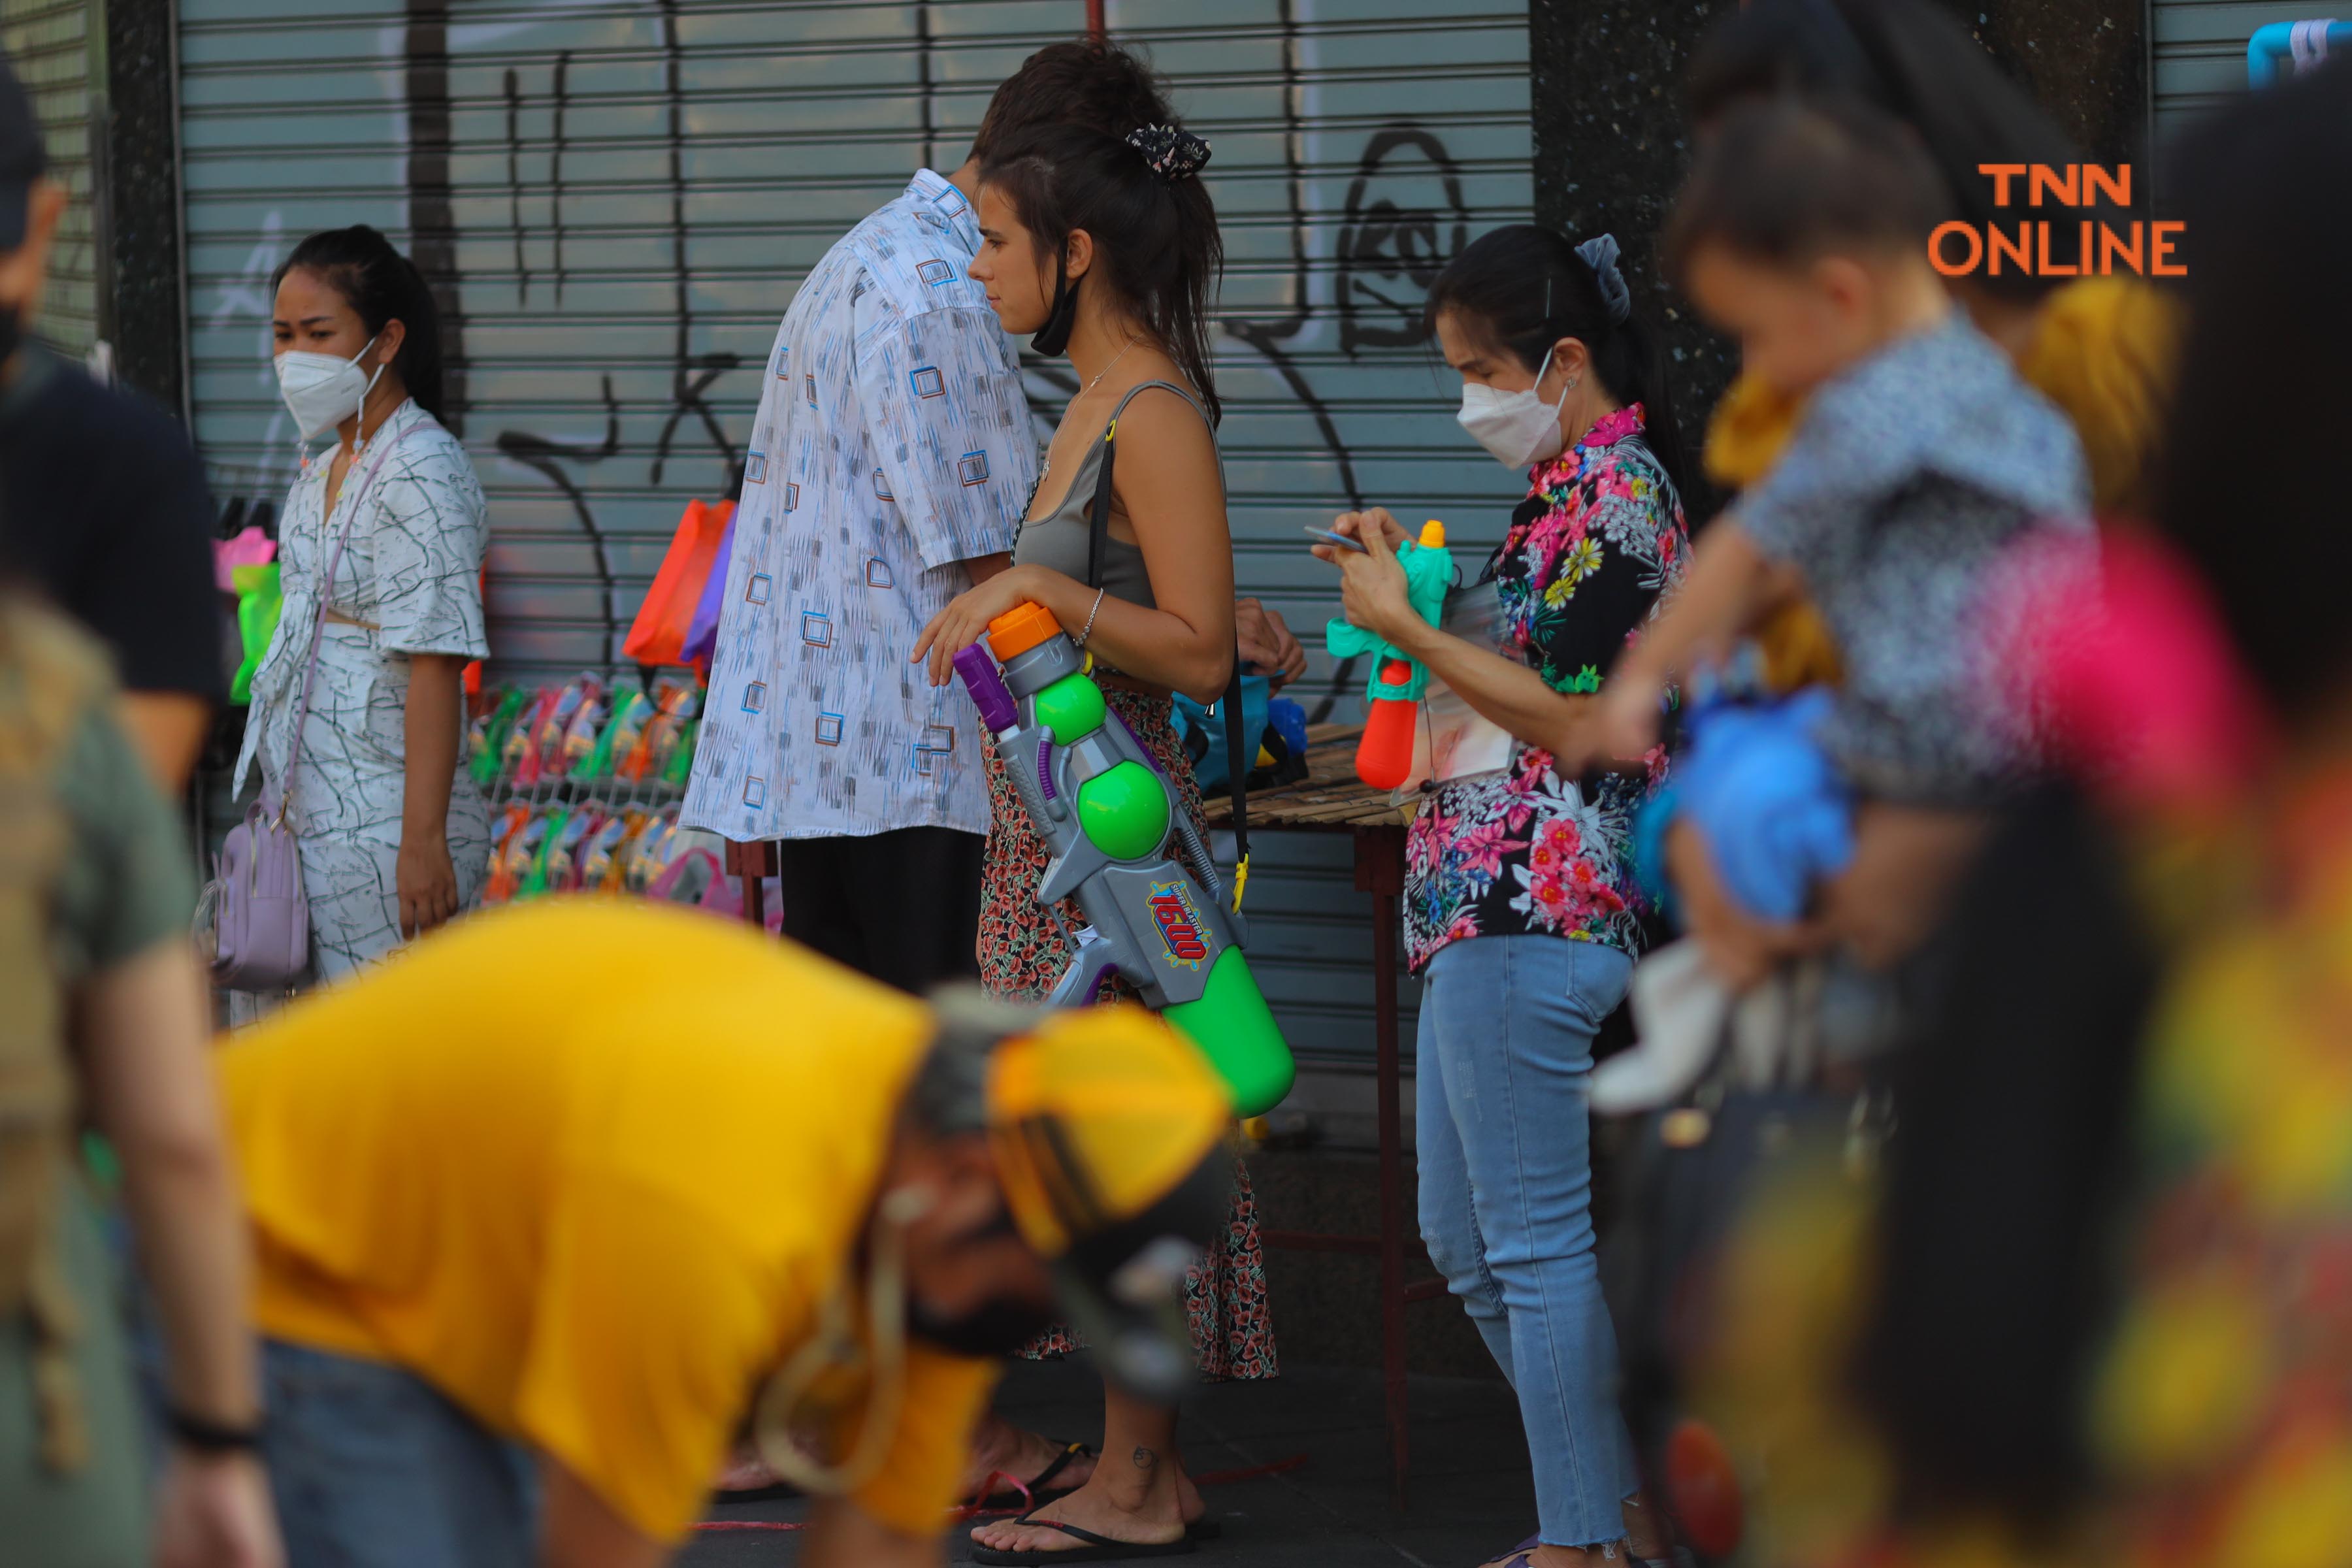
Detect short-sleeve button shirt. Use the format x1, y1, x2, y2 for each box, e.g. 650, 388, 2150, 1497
686, 171, 1034, 841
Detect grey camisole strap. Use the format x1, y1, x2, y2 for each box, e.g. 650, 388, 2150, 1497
1011, 380, 1218, 613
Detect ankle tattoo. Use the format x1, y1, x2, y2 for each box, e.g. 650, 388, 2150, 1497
1131, 1446, 1157, 1471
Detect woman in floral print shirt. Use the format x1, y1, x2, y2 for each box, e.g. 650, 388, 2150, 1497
1406, 402, 1684, 964
1317, 225, 1690, 1568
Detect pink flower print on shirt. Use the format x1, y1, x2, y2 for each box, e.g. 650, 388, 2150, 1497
1400, 399, 1687, 975
1450, 819, 1524, 883
1407, 802, 1460, 877
1533, 814, 1584, 864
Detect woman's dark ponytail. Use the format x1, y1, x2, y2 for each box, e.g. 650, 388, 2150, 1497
272, 225, 448, 423
981, 122, 1224, 425
1423, 225, 1691, 495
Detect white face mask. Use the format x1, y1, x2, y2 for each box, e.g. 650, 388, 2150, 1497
274, 335, 384, 441
1457, 346, 1568, 470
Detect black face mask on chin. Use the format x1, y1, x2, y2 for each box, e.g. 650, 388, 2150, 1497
1030, 263, 1078, 357
908, 1296, 1058, 1359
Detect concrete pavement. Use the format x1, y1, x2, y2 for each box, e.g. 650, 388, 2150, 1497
687, 1356, 1536, 1567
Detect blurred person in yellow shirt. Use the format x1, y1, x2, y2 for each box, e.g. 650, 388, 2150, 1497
216, 898, 1233, 1568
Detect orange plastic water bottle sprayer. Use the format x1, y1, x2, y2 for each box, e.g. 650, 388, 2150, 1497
1335, 519, 1452, 790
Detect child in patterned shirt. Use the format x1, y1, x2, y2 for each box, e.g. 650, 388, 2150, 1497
1590, 93, 2089, 806
1574, 95, 2089, 981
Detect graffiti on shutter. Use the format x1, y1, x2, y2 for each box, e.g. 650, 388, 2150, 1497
180, 0, 1531, 1062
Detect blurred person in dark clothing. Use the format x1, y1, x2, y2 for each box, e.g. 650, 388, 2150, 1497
1681, 56, 2352, 1568
0, 51, 224, 790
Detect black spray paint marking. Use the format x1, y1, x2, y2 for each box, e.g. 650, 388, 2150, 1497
916, 1, 938, 175
551, 52, 569, 304
504, 68, 528, 303
1219, 0, 1366, 518
1205, 3, 1471, 719
1336, 127, 1471, 355
647, 0, 743, 497
496, 375, 624, 662
403, 0, 466, 430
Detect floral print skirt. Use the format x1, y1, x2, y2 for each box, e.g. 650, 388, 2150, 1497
979, 688, 1277, 1382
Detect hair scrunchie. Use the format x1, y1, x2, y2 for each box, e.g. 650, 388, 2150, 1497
1126, 124, 1213, 184
1576, 232, 1633, 323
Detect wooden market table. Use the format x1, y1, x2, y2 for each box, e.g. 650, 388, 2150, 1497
1201, 723, 1442, 1503
727, 725, 1440, 1501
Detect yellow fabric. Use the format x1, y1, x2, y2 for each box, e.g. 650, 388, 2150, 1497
986, 1002, 1233, 1259
1702, 376, 1846, 691
1701, 370, 1806, 493
1698, 277, 2182, 696
2014, 275, 2183, 521
219, 900, 994, 1544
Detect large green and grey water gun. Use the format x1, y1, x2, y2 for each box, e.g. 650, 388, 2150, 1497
953, 602, 1294, 1117
1324, 519, 1453, 788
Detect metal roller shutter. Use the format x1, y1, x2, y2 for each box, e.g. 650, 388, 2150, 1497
176, 0, 1533, 1068
5, 0, 101, 361
2149, 1, 2330, 164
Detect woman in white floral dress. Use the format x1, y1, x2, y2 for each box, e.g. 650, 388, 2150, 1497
231, 226, 490, 1000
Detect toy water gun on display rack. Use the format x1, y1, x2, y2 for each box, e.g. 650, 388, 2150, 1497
1323, 519, 1454, 789
227, 563, 282, 706
953, 602, 1295, 1117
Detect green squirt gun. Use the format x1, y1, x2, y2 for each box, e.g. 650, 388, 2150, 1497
953, 602, 1295, 1117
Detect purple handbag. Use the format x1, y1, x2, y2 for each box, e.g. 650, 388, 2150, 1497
679, 510, 736, 666
205, 429, 419, 990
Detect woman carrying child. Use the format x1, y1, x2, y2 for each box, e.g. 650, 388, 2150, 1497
910, 114, 1272, 1563
1315, 226, 1689, 1568
1575, 95, 2092, 976
1633, 0, 2177, 979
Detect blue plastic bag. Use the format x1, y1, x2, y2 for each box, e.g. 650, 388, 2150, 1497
1173, 675, 1271, 793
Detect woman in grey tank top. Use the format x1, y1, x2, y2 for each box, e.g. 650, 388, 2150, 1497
907, 118, 1280, 1560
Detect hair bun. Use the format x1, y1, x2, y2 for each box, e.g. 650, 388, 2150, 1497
1126, 123, 1212, 184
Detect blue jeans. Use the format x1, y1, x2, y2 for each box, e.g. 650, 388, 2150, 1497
1416, 934, 1639, 1548
261, 1340, 538, 1568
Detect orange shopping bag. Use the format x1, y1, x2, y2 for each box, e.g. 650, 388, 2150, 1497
623, 498, 736, 666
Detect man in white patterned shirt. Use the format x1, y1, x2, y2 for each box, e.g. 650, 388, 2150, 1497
687, 41, 1177, 990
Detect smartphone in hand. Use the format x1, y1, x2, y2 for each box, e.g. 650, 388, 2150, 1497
1303, 525, 1369, 553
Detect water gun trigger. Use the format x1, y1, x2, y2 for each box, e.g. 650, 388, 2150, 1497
1369, 657, 1418, 700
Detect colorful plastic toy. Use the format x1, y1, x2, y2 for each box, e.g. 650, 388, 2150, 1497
228, 563, 282, 707
1323, 519, 1452, 789
468, 688, 527, 788
214, 525, 276, 593
954, 601, 1294, 1116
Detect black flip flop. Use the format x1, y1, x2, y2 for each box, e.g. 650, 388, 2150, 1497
970, 1512, 1196, 1564
972, 1441, 1096, 1511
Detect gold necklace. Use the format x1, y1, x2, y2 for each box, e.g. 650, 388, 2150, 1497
1085, 336, 1143, 393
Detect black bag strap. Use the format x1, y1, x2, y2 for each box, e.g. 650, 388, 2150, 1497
1085, 396, 1250, 904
